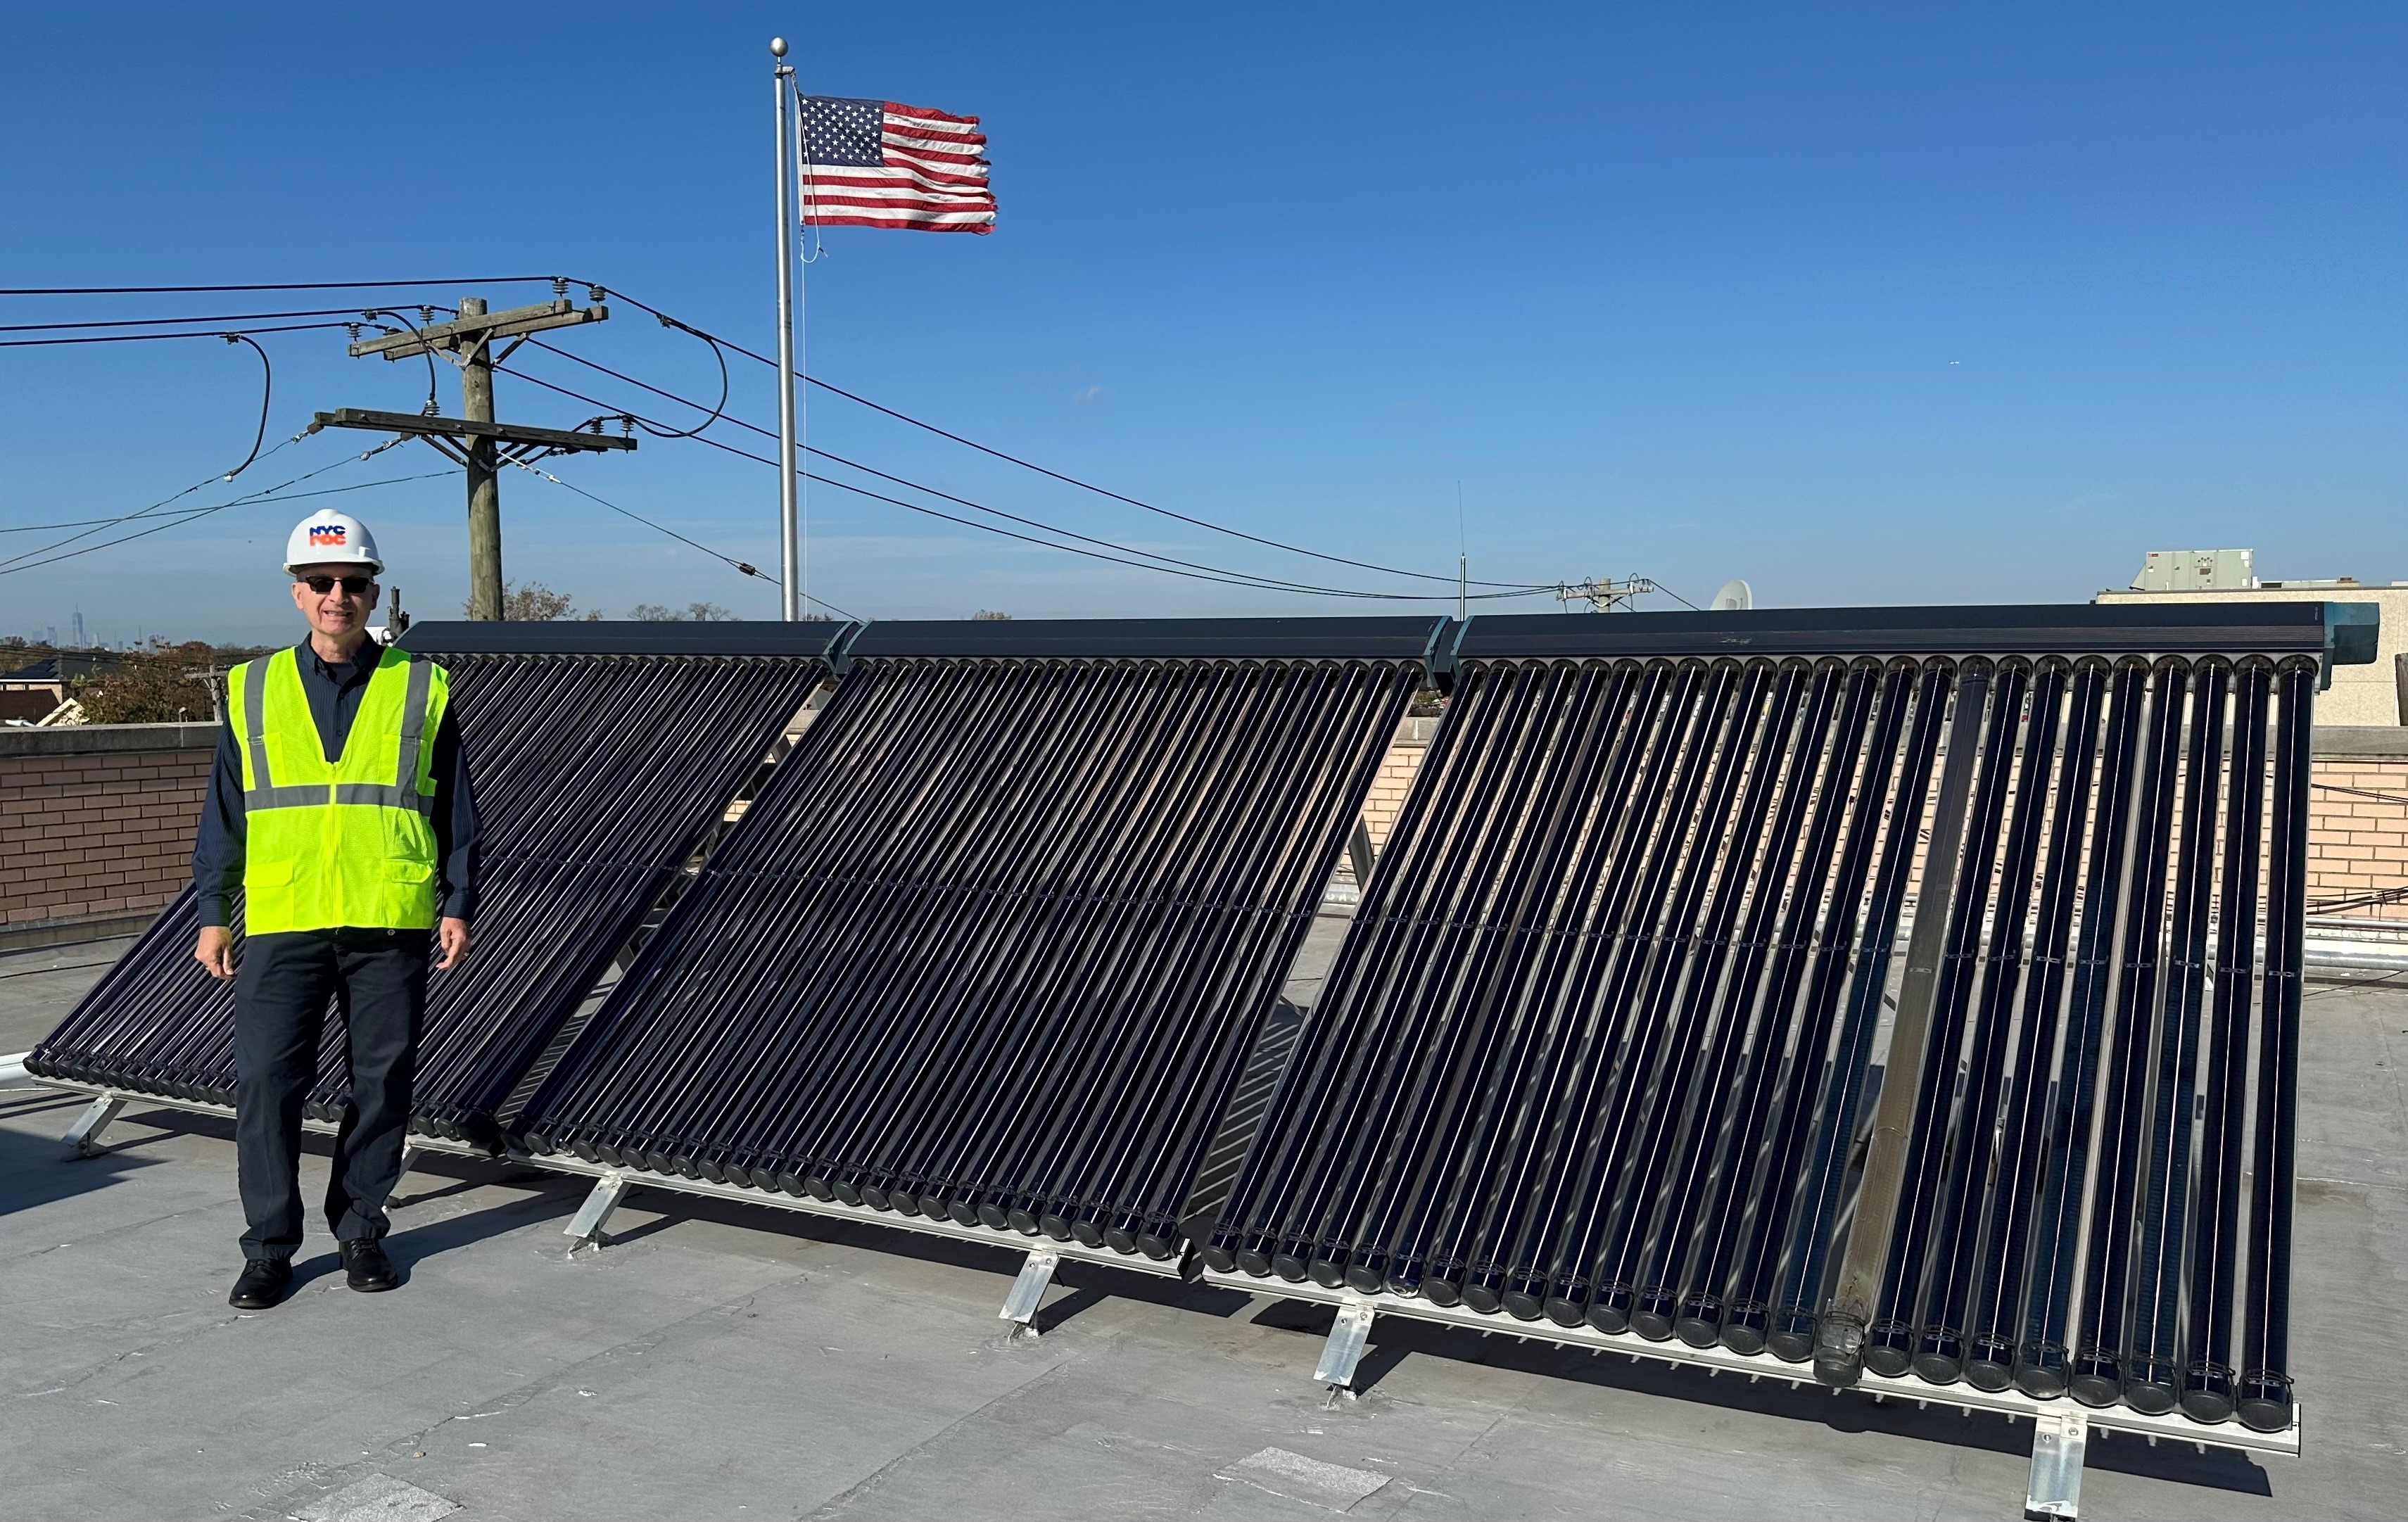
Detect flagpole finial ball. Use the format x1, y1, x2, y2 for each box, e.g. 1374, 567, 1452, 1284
769, 37, 788, 57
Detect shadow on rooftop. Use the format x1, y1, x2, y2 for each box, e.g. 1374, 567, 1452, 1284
0, 1087, 168, 1217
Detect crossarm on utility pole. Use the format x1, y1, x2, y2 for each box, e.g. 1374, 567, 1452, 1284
348, 299, 609, 360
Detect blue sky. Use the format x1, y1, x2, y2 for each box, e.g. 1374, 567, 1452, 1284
1, 3, 2400, 644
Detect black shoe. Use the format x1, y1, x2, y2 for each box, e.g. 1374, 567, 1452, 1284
341, 1238, 400, 1293
229, 1258, 293, 1309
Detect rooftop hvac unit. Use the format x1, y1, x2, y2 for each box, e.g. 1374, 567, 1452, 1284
2133, 548, 2256, 592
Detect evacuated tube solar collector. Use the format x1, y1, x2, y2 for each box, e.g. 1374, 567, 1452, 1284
1207, 602, 2358, 1445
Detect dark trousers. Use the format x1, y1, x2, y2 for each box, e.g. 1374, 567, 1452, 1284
234, 927, 429, 1261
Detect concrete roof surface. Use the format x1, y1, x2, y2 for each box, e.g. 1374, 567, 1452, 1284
2, 943, 2403, 1521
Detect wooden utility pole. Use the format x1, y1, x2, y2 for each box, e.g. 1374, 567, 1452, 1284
458, 297, 503, 620
338, 293, 630, 619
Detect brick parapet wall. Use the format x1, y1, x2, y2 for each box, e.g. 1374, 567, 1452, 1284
2307, 754, 2408, 922
1, 725, 216, 939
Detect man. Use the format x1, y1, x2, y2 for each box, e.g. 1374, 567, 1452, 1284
192, 510, 478, 1309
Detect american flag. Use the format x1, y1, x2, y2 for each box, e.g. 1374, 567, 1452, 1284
799, 96, 996, 234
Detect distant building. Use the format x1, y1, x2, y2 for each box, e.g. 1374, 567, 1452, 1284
0, 652, 126, 690
2096, 552, 2407, 726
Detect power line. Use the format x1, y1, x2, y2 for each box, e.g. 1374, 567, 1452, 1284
0, 516, 132, 534
0, 306, 390, 334
500, 355, 1424, 598
220, 335, 273, 479
0, 320, 365, 349
502, 458, 863, 621
0, 450, 441, 580
491, 354, 1552, 604
5, 276, 1647, 604
9, 275, 1557, 590
563, 290, 1557, 592
0, 426, 312, 571
0, 277, 563, 296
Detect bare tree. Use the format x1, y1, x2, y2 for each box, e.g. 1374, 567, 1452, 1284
630, 602, 736, 622
471, 581, 600, 621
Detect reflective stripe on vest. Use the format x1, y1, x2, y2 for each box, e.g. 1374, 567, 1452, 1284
227, 646, 450, 934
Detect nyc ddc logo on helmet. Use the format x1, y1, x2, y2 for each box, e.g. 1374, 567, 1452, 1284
308, 524, 348, 548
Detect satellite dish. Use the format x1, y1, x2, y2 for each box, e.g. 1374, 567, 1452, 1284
1710, 578, 1754, 611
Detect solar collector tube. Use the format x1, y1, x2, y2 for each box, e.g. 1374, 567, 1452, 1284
1720, 659, 1910, 1361
2124, 659, 2230, 1415
1551, 664, 1761, 1333
709, 664, 997, 1186
2179, 658, 2273, 1423
1123, 668, 1415, 1248
1675, 662, 1861, 1352
1332, 663, 1637, 1295
1863, 659, 2023, 1376
609, 662, 976, 1177
1400, 666, 1662, 1307
1451, 666, 1663, 1314
1785, 659, 1956, 1378
2065, 657, 2188, 1404
845, 662, 1165, 1214
1205, 660, 1539, 1279
1267, 664, 1574, 1283
1488, 664, 1708, 1317
1504, 665, 1725, 1322
1042, 666, 1405, 1250
2012, 658, 2150, 1399
2237, 656, 2314, 1433
917, 663, 1265, 1224
1757, 659, 1941, 1361
1957, 658, 2110, 1393
1910, 658, 2067, 1383
1020, 672, 1353, 1243
1582, 666, 1785, 1338
1629, 663, 1820, 1343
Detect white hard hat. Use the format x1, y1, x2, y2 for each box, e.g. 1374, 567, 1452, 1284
283, 510, 384, 574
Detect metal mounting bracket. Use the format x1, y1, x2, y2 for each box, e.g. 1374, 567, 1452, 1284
563, 1172, 632, 1253
2026, 1404, 2089, 1519
999, 1247, 1061, 1336
1314, 1300, 1376, 1397
61, 1094, 126, 1158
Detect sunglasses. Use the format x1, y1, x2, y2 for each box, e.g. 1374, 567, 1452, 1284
300, 575, 376, 597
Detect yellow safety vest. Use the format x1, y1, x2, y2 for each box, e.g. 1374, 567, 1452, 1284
226, 645, 451, 935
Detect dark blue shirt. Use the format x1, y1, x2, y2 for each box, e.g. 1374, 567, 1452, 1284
191, 639, 479, 930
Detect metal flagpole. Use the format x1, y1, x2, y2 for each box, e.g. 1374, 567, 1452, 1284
771, 37, 801, 621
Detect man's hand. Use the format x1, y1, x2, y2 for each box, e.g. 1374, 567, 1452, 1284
194, 925, 236, 982
436, 916, 474, 971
